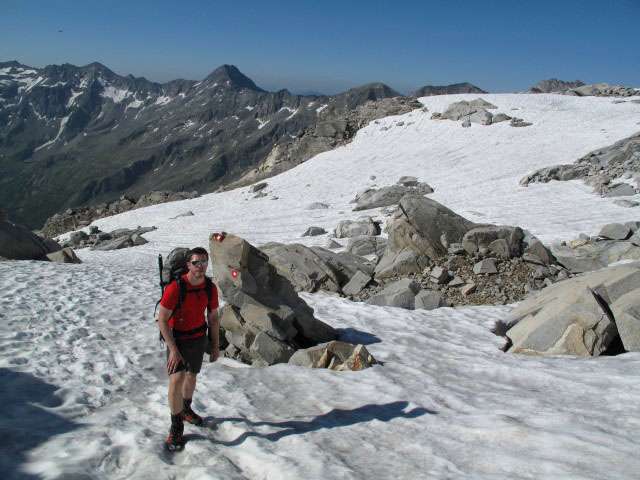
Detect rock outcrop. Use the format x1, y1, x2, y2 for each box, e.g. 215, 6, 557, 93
528, 78, 585, 93
60, 226, 156, 251
209, 232, 338, 366
497, 261, 640, 356
549, 222, 640, 274
0, 218, 66, 261
410, 82, 487, 97
224, 96, 423, 189
430, 99, 530, 128
520, 132, 640, 200
288, 341, 379, 371
40, 191, 198, 237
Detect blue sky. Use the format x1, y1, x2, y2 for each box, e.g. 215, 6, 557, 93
1, 0, 638, 94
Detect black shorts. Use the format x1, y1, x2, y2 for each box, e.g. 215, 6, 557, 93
167, 334, 207, 375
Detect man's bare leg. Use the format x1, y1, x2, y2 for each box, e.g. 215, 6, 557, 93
168, 372, 186, 415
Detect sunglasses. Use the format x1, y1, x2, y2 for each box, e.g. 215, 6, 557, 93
189, 261, 208, 267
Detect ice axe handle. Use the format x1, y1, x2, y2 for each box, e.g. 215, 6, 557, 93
158, 254, 164, 291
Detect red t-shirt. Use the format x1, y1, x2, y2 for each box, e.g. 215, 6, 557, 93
160, 274, 219, 339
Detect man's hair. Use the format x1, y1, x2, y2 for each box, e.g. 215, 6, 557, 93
188, 247, 209, 261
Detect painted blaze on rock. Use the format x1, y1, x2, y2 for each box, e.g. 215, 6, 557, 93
209, 232, 338, 366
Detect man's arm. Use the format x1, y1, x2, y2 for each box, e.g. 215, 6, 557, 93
158, 305, 185, 373
208, 308, 220, 362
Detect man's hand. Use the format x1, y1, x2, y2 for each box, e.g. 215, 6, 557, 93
167, 347, 185, 374
210, 345, 219, 363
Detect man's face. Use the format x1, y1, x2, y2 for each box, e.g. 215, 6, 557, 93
187, 254, 208, 278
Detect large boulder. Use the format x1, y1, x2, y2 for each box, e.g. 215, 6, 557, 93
611, 289, 640, 352
209, 232, 338, 366
353, 184, 433, 211
498, 261, 640, 356
462, 226, 525, 258
374, 249, 429, 279
288, 341, 379, 371
386, 195, 480, 260
506, 286, 617, 356
334, 218, 381, 238
346, 235, 387, 257
0, 219, 62, 260
365, 278, 420, 309
260, 242, 375, 295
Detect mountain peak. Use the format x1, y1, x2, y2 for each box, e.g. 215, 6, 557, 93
204, 65, 263, 91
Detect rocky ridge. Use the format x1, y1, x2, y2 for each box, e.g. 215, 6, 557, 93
0, 62, 402, 229
39, 190, 198, 237
520, 131, 640, 203
221, 96, 423, 190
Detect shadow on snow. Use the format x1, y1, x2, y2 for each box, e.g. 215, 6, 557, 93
335, 327, 381, 345
190, 400, 435, 446
0, 368, 83, 480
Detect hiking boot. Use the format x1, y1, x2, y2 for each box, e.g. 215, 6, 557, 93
166, 413, 185, 451
182, 398, 204, 426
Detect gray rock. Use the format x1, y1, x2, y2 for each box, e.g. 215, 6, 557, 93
261, 242, 341, 293
365, 278, 420, 309
469, 110, 493, 125
473, 258, 498, 275
374, 249, 429, 279
249, 332, 295, 365
288, 341, 378, 371
386, 195, 479, 260
346, 235, 387, 257
302, 227, 327, 237
131, 234, 148, 246
70, 231, 89, 244
430, 266, 450, 284
249, 182, 268, 193
92, 236, 132, 251
488, 238, 511, 258
441, 101, 477, 121
524, 238, 556, 265
462, 283, 477, 295
325, 239, 342, 249
415, 290, 447, 310
397, 176, 419, 187
343, 271, 373, 297
462, 226, 524, 257
625, 222, 640, 233
507, 286, 617, 356
502, 261, 640, 333
209, 233, 338, 363
353, 185, 432, 212
468, 98, 497, 109
614, 199, 640, 208
599, 223, 632, 240
492, 113, 512, 123
305, 203, 329, 210
0, 219, 62, 260
611, 289, 640, 352
45, 247, 82, 264
549, 245, 607, 273
629, 230, 640, 247
461, 120, 471, 128
334, 219, 380, 238
603, 183, 636, 197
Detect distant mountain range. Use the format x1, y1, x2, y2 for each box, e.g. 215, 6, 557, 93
0, 60, 485, 228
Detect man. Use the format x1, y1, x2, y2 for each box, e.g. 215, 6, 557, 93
157, 247, 219, 451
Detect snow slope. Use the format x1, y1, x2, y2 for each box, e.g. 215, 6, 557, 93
1, 94, 640, 479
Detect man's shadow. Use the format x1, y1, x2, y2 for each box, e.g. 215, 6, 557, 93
0, 368, 82, 480
188, 401, 435, 446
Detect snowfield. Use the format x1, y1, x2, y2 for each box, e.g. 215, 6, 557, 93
1, 94, 640, 479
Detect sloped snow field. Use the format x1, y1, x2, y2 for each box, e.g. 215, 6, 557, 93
1, 94, 640, 479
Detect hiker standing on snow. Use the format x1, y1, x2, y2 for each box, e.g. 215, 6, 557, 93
157, 247, 219, 451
